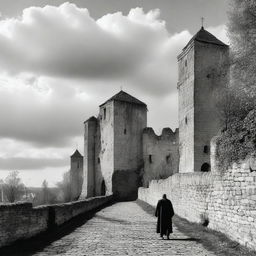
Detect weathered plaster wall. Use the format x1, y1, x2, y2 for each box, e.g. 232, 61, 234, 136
138, 159, 256, 251
194, 41, 229, 172
178, 41, 229, 173
113, 101, 147, 200
70, 156, 83, 200
97, 101, 115, 196
142, 127, 179, 187
178, 43, 195, 173
0, 196, 112, 248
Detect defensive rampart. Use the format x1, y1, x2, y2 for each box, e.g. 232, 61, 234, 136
138, 160, 256, 250
0, 195, 113, 248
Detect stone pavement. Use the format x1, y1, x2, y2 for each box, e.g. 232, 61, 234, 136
33, 202, 216, 256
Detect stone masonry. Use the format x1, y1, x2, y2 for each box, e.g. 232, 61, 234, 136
138, 156, 256, 251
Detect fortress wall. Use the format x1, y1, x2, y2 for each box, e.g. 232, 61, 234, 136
0, 195, 113, 248
142, 127, 179, 187
138, 160, 256, 251
0, 202, 49, 248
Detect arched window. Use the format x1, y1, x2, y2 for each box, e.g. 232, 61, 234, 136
203, 145, 209, 154
149, 154, 152, 163
201, 163, 210, 172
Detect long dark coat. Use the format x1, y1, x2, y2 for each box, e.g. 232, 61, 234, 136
155, 198, 174, 236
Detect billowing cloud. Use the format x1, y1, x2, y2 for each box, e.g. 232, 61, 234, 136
0, 3, 191, 94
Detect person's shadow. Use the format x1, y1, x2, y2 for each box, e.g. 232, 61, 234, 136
164, 237, 200, 241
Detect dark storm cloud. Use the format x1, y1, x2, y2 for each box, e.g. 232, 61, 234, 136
0, 157, 68, 170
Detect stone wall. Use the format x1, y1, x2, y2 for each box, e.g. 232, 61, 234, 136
138, 160, 256, 251
0, 195, 112, 248
142, 127, 179, 187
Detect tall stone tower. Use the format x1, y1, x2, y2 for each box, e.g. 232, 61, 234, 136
178, 27, 229, 173
70, 149, 83, 200
81, 116, 97, 198
81, 90, 147, 200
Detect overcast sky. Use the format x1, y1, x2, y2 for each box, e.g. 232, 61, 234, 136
0, 0, 229, 187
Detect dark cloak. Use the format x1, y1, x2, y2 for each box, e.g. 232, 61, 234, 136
155, 198, 174, 236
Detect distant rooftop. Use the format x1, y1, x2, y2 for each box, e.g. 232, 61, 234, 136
100, 90, 147, 107
71, 149, 83, 158
183, 26, 228, 50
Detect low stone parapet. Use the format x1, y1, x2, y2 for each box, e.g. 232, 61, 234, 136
0, 195, 113, 248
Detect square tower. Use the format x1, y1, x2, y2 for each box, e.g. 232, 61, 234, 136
81, 90, 147, 200
178, 27, 229, 173
98, 90, 147, 200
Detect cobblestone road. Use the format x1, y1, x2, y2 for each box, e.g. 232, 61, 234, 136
33, 202, 216, 256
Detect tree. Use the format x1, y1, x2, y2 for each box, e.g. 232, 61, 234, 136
3, 171, 25, 203
56, 171, 71, 202
228, 0, 256, 95
41, 180, 50, 204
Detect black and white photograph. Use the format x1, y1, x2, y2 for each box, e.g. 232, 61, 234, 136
0, 0, 255, 255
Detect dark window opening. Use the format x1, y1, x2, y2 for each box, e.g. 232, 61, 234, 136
98, 157, 100, 164
101, 180, 106, 196
207, 74, 211, 79
166, 154, 171, 163
77, 162, 79, 168
185, 60, 187, 67
149, 154, 152, 163
124, 128, 127, 134
103, 108, 106, 119
185, 116, 188, 124
201, 163, 210, 172
203, 145, 209, 154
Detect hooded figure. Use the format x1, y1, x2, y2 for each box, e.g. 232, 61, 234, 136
155, 194, 174, 239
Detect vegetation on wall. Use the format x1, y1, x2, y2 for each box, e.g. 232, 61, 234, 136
216, 0, 256, 169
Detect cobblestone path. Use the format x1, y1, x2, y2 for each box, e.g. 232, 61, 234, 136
34, 202, 216, 256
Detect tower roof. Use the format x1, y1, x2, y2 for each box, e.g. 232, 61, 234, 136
99, 90, 147, 107
183, 26, 228, 50
71, 149, 83, 158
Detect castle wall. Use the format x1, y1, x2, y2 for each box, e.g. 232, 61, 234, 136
194, 41, 229, 172
142, 127, 179, 187
113, 101, 147, 200
138, 153, 256, 251
70, 156, 83, 200
0, 196, 113, 248
178, 44, 195, 173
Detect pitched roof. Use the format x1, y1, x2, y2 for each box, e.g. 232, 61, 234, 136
99, 90, 147, 107
183, 26, 228, 50
71, 149, 83, 158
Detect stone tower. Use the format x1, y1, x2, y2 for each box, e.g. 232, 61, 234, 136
81, 90, 147, 200
80, 116, 97, 198
70, 149, 83, 200
177, 27, 229, 173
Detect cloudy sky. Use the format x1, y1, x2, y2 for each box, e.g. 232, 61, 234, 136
0, 0, 229, 187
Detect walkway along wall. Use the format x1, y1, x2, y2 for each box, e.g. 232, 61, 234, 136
138, 160, 256, 251
0, 195, 113, 248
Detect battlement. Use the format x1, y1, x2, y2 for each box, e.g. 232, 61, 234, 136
143, 127, 178, 143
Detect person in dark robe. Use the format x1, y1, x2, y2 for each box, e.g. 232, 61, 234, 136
155, 194, 174, 239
